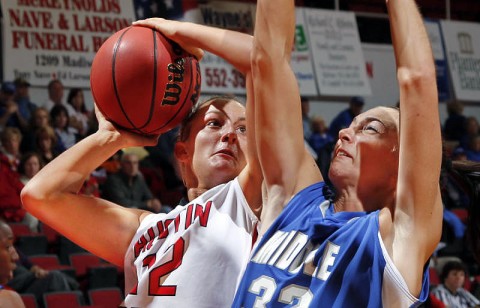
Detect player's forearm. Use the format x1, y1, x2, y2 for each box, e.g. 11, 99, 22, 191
387, 0, 435, 78
22, 131, 124, 204
175, 22, 253, 75
252, 0, 306, 190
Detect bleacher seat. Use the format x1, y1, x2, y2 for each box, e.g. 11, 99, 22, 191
8, 222, 33, 237
20, 293, 38, 308
69, 252, 118, 289
43, 291, 84, 308
88, 287, 123, 308
16, 234, 48, 256
29, 254, 76, 278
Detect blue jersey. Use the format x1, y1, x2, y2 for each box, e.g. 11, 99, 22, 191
233, 182, 429, 307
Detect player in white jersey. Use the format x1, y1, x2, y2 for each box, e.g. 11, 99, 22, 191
21, 21, 263, 307
234, 0, 442, 306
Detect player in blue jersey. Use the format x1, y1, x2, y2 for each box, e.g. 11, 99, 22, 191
233, 0, 442, 306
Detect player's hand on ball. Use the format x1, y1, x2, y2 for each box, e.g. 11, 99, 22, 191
132, 18, 204, 60
94, 104, 159, 148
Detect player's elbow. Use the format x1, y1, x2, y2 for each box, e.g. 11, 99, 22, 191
21, 180, 49, 213
251, 41, 271, 73
397, 65, 436, 90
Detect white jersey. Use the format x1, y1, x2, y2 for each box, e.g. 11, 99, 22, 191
123, 177, 258, 307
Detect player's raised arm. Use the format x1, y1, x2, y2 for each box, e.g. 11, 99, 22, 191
133, 18, 252, 75
252, 0, 323, 229
385, 0, 443, 293
21, 108, 158, 266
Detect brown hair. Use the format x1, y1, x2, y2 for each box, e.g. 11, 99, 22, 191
177, 95, 242, 142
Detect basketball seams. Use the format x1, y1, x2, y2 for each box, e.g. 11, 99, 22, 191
135, 29, 158, 130
111, 26, 143, 134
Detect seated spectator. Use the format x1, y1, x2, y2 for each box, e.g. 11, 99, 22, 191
0, 161, 37, 233
102, 152, 163, 213
8, 248, 79, 307
465, 136, 480, 162
0, 219, 24, 308
0, 81, 28, 134
66, 88, 92, 137
18, 152, 44, 185
432, 260, 480, 308
307, 116, 334, 178
327, 96, 365, 141
43, 79, 66, 111
35, 126, 61, 164
13, 78, 37, 132
444, 100, 467, 143
0, 127, 23, 171
460, 116, 479, 149
50, 105, 78, 151
20, 107, 50, 153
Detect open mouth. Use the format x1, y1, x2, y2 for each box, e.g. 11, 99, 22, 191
335, 148, 352, 159
215, 149, 235, 159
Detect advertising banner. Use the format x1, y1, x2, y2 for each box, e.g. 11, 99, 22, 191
304, 9, 371, 97
441, 20, 480, 102
292, 8, 319, 96
425, 19, 451, 102
184, 1, 255, 95
1, 0, 136, 88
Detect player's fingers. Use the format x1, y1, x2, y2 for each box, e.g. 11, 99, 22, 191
183, 45, 204, 61
132, 18, 174, 36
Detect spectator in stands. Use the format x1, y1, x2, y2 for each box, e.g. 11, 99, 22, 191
102, 152, 163, 213
13, 78, 37, 132
35, 126, 61, 164
20, 107, 51, 153
301, 97, 312, 140
460, 116, 480, 149
43, 79, 66, 111
50, 105, 78, 151
0, 81, 24, 132
327, 96, 365, 141
308, 115, 334, 179
0, 220, 24, 308
1, 127, 23, 172
465, 136, 480, 162
66, 88, 91, 137
432, 260, 480, 308
0, 160, 38, 232
443, 100, 467, 143
8, 248, 79, 307
18, 152, 43, 185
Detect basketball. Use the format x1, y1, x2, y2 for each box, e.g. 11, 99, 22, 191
90, 26, 201, 135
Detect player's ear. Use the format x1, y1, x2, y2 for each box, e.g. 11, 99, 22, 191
174, 142, 189, 162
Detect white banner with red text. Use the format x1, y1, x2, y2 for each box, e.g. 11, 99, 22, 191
1, 0, 135, 88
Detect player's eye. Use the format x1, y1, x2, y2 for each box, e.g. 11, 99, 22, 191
361, 121, 384, 134
206, 120, 221, 127
236, 125, 247, 134
362, 124, 379, 133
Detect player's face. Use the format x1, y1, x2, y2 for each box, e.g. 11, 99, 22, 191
329, 107, 399, 209
0, 226, 19, 284
183, 100, 247, 189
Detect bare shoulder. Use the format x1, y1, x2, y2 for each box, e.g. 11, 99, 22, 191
0, 290, 25, 308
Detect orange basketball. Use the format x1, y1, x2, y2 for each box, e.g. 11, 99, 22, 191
90, 26, 201, 135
